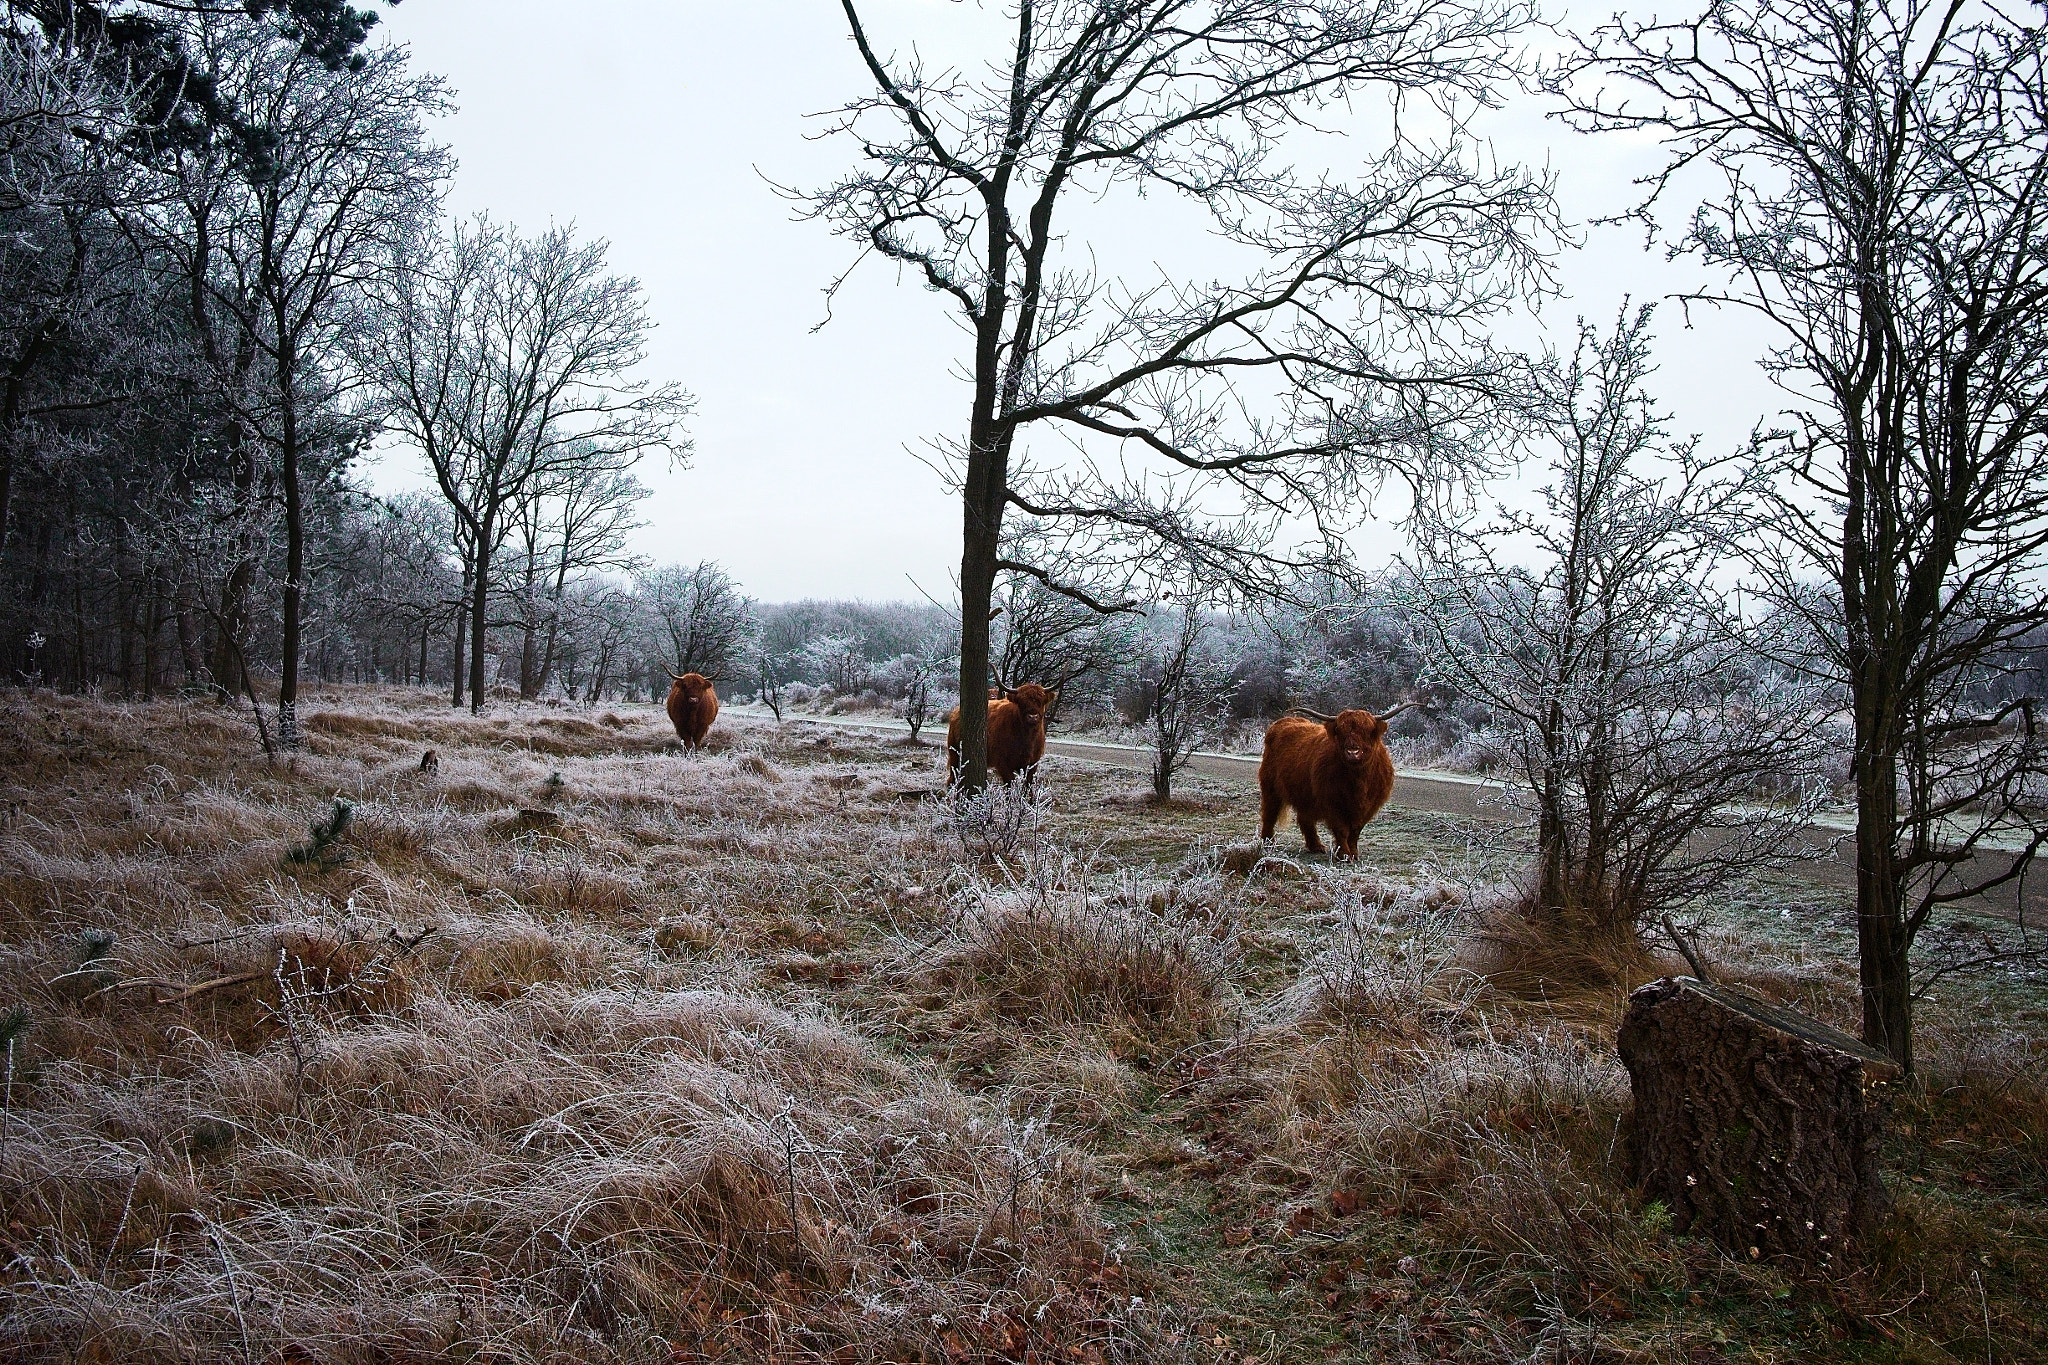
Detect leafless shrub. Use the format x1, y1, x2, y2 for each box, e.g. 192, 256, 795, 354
931, 780, 1048, 866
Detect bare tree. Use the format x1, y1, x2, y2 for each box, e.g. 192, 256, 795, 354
1558, 0, 2048, 1074
640, 560, 752, 684
365, 216, 691, 713
1138, 602, 1233, 802
141, 21, 448, 741
571, 579, 639, 704
804, 0, 1559, 788
750, 646, 789, 722
797, 632, 872, 696
504, 448, 646, 697
1405, 308, 1829, 949
329, 490, 457, 687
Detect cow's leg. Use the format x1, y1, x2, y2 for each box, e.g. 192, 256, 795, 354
1259, 780, 1282, 841
1300, 817, 1326, 855
1337, 826, 1359, 861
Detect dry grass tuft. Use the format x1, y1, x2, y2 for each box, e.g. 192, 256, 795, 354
1463, 896, 1665, 1012
1195, 884, 1788, 1357
1006, 1042, 1142, 1134
908, 851, 1238, 1067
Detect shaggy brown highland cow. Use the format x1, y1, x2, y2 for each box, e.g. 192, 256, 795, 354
664, 671, 719, 751
1257, 706, 1400, 859
946, 682, 1056, 788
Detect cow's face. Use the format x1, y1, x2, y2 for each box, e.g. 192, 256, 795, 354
1324, 710, 1387, 765
1005, 683, 1055, 730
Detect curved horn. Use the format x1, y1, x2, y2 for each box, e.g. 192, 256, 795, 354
661, 660, 685, 683
1377, 701, 1417, 721
1292, 706, 1339, 722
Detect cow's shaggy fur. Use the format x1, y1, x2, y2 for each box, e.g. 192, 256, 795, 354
664, 672, 720, 750
946, 683, 1056, 787
1257, 709, 1394, 859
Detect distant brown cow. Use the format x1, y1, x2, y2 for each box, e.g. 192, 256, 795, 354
664, 671, 719, 751
1257, 706, 1401, 860
946, 682, 1057, 789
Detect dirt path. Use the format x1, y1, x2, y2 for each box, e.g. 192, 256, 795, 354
733, 707, 2048, 926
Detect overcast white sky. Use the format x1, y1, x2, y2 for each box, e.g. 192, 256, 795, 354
361, 0, 1783, 604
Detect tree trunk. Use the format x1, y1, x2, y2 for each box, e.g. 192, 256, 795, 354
0, 427, 14, 559
955, 405, 1012, 790
518, 610, 539, 699
211, 559, 252, 703
956, 534, 996, 791
1851, 657, 1914, 1076
1618, 976, 1898, 1268
468, 530, 493, 714
537, 606, 562, 698
277, 359, 304, 746
175, 591, 206, 687
451, 584, 468, 708
117, 564, 138, 697
141, 588, 160, 701
210, 395, 261, 704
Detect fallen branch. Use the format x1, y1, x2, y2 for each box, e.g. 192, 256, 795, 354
153, 971, 270, 1004
79, 971, 269, 1005
1662, 914, 1713, 983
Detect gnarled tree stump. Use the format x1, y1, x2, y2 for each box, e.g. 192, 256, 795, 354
1617, 976, 1900, 1267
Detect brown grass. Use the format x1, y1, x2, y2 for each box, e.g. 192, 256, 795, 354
1184, 880, 2048, 1362
2, 685, 2043, 1364
901, 847, 1240, 1071
0, 688, 1189, 1363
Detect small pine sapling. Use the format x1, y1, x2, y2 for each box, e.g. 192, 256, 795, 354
285, 798, 354, 867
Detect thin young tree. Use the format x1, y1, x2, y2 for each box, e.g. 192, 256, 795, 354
750, 646, 790, 722
878, 646, 949, 740
805, 0, 1559, 789
504, 450, 646, 698
1558, 0, 2048, 1074
365, 216, 691, 713
1406, 308, 1829, 952
899, 658, 937, 741
1138, 600, 1232, 802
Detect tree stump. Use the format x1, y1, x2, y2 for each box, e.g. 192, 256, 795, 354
1616, 976, 1900, 1267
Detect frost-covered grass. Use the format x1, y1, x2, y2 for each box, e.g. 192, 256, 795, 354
0, 684, 2041, 1363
